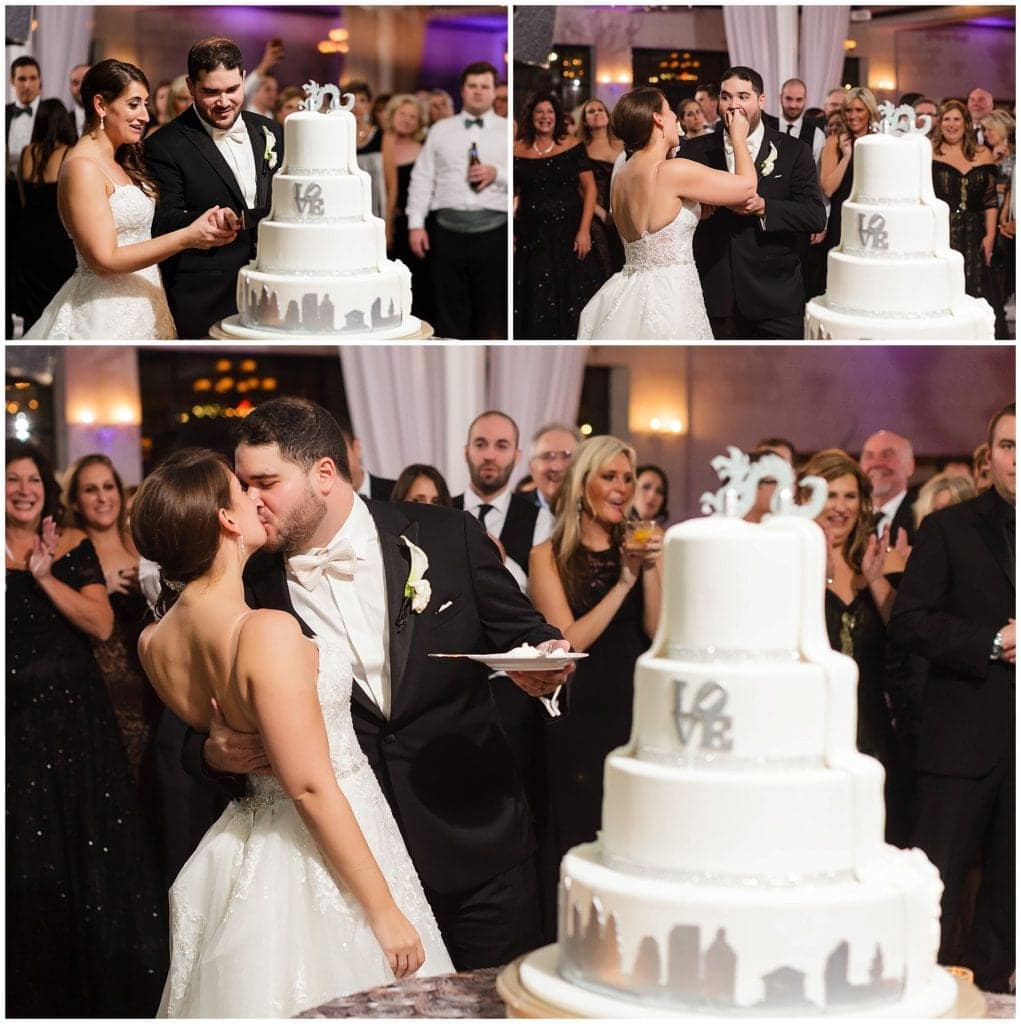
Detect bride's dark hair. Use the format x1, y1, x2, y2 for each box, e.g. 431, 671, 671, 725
81, 59, 160, 200
612, 87, 667, 157
131, 448, 233, 614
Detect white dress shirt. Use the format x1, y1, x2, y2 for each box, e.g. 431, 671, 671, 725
874, 490, 908, 538
779, 115, 825, 163
8, 96, 39, 175
198, 112, 258, 208
73, 104, 86, 139
287, 497, 392, 717
723, 120, 767, 228
405, 108, 508, 229
463, 486, 528, 591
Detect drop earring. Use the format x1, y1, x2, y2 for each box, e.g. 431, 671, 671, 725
99, 114, 105, 132
237, 534, 246, 564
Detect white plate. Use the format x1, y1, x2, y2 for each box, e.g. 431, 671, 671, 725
429, 652, 587, 672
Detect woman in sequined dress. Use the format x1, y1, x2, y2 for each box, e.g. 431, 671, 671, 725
799, 449, 907, 844
529, 436, 662, 926
931, 99, 998, 301
5, 441, 167, 1017
578, 98, 626, 276
513, 91, 606, 338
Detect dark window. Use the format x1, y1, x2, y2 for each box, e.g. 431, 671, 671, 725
632, 48, 728, 112
549, 44, 592, 108
577, 365, 611, 437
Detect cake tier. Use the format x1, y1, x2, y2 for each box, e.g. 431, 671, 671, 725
848, 133, 934, 205
270, 172, 372, 223
806, 293, 995, 340
838, 200, 941, 259
237, 260, 411, 336
539, 842, 953, 1016
281, 109, 358, 175
253, 220, 385, 275
601, 750, 884, 880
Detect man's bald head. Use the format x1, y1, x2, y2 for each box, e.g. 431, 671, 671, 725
860, 429, 915, 504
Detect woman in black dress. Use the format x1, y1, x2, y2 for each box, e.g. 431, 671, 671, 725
5, 442, 167, 1017
529, 436, 663, 924
513, 91, 605, 338
800, 449, 908, 845
931, 100, 998, 302
348, 80, 386, 220
16, 99, 77, 333
578, 98, 626, 276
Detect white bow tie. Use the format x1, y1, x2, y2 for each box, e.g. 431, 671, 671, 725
723, 135, 758, 159
288, 537, 358, 591
214, 118, 249, 146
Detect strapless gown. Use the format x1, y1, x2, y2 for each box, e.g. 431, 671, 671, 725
577, 199, 711, 339
24, 183, 177, 340
158, 638, 453, 1018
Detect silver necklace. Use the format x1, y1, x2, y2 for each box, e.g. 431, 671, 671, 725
532, 138, 555, 156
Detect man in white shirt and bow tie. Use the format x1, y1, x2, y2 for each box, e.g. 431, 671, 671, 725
146, 36, 284, 338
406, 61, 508, 339
190, 397, 572, 970
861, 428, 919, 547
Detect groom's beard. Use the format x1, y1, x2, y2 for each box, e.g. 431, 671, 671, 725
263, 487, 329, 557
194, 103, 243, 133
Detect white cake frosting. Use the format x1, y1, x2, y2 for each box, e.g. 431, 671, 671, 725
806, 103, 994, 340
518, 452, 957, 1017
233, 85, 414, 338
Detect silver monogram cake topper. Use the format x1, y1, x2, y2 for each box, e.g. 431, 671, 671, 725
300, 81, 355, 114
699, 446, 827, 519
877, 100, 930, 137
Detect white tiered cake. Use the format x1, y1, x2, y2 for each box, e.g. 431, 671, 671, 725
516, 452, 957, 1018
217, 83, 420, 340
806, 103, 994, 340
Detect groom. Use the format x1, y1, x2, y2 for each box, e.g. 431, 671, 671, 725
683, 66, 826, 340
146, 37, 284, 338
188, 397, 572, 972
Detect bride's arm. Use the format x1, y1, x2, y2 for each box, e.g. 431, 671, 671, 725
238, 610, 425, 979
57, 159, 237, 276
659, 151, 756, 208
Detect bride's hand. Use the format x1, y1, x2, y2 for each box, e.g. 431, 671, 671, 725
724, 108, 750, 146
369, 904, 425, 979
187, 207, 239, 250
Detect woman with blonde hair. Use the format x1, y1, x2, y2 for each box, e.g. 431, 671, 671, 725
529, 435, 662, 920
912, 471, 977, 528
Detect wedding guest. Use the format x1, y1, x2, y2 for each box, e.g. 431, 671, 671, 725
931, 100, 998, 305
824, 87, 847, 117
243, 37, 285, 109
579, 97, 625, 275
339, 420, 396, 501
824, 109, 844, 138
972, 442, 993, 492
371, 92, 392, 129
527, 422, 581, 523
980, 108, 1015, 335
912, 471, 977, 528
529, 435, 662, 929
743, 450, 780, 524
391, 463, 452, 506
773, 77, 825, 162
166, 75, 192, 118
16, 99, 77, 333
967, 86, 994, 145
513, 90, 604, 339
150, 79, 171, 128
345, 80, 386, 220
633, 464, 669, 524
427, 88, 455, 125
914, 97, 940, 138
800, 448, 907, 844
27, 58, 238, 340
407, 62, 508, 339
275, 85, 304, 123
246, 72, 278, 118
754, 435, 796, 465
69, 62, 91, 137
6, 441, 167, 1017
146, 37, 283, 338
694, 81, 722, 132
888, 403, 1015, 993
494, 81, 509, 119
860, 428, 918, 546
678, 97, 710, 141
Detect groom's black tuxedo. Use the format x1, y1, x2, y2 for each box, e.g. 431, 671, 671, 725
683, 125, 826, 338
144, 107, 284, 338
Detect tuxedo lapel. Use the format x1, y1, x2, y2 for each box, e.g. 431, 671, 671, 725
378, 516, 417, 701
179, 107, 246, 209
244, 113, 272, 209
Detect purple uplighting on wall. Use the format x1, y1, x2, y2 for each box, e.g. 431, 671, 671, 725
418, 12, 507, 96
964, 16, 1015, 28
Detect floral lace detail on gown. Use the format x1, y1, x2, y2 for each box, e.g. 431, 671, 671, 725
24, 183, 177, 340
158, 638, 453, 1019
577, 199, 711, 340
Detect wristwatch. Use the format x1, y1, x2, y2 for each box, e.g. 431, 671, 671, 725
990, 630, 1004, 661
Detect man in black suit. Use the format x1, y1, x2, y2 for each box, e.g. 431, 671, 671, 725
888, 403, 1015, 993
339, 419, 396, 502
145, 37, 284, 338
193, 397, 571, 970
860, 429, 919, 547
683, 66, 827, 340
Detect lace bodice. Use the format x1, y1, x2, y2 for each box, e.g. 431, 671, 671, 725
621, 199, 699, 275
75, 184, 156, 270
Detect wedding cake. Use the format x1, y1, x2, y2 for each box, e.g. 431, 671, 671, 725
806, 103, 994, 340
218, 83, 420, 339
515, 451, 957, 1017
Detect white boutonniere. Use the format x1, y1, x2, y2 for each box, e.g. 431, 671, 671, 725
401, 536, 431, 613
262, 126, 278, 170
759, 142, 778, 176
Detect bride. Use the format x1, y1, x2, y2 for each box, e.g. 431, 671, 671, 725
25, 60, 237, 340
131, 449, 452, 1018
578, 87, 757, 340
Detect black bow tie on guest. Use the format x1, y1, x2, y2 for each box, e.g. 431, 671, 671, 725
476, 503, 495, 529
464, 116, 484, 129
11, 105, 31, 118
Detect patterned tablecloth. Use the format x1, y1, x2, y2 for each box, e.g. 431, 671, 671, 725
298, 967, 1014, 1019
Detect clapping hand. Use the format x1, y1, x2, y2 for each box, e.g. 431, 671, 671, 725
28, 516, 58, 579
861, 527, 888, 585
106, 563, 140, 596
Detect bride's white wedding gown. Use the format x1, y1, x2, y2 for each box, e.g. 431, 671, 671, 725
577, 198, 712, 340
158, 638, 453, 1018
25, 172, 177, 340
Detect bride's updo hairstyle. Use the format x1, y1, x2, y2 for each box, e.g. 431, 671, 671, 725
131, 448, 233, 613
81, 59, 160, 199
612, 87, 667, 157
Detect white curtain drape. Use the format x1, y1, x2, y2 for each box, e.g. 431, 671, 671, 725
35, 6, 93, 111
722, 6, 799, 115
799, 6, 850, 108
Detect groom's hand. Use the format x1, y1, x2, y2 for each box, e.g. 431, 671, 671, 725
506, 638, 575, 698
204, 697, 272, 776
725, 195, 765, 217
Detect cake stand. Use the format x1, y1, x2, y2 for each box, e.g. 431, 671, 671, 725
496, 949, 984, 1019
208, 315, 433, 341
